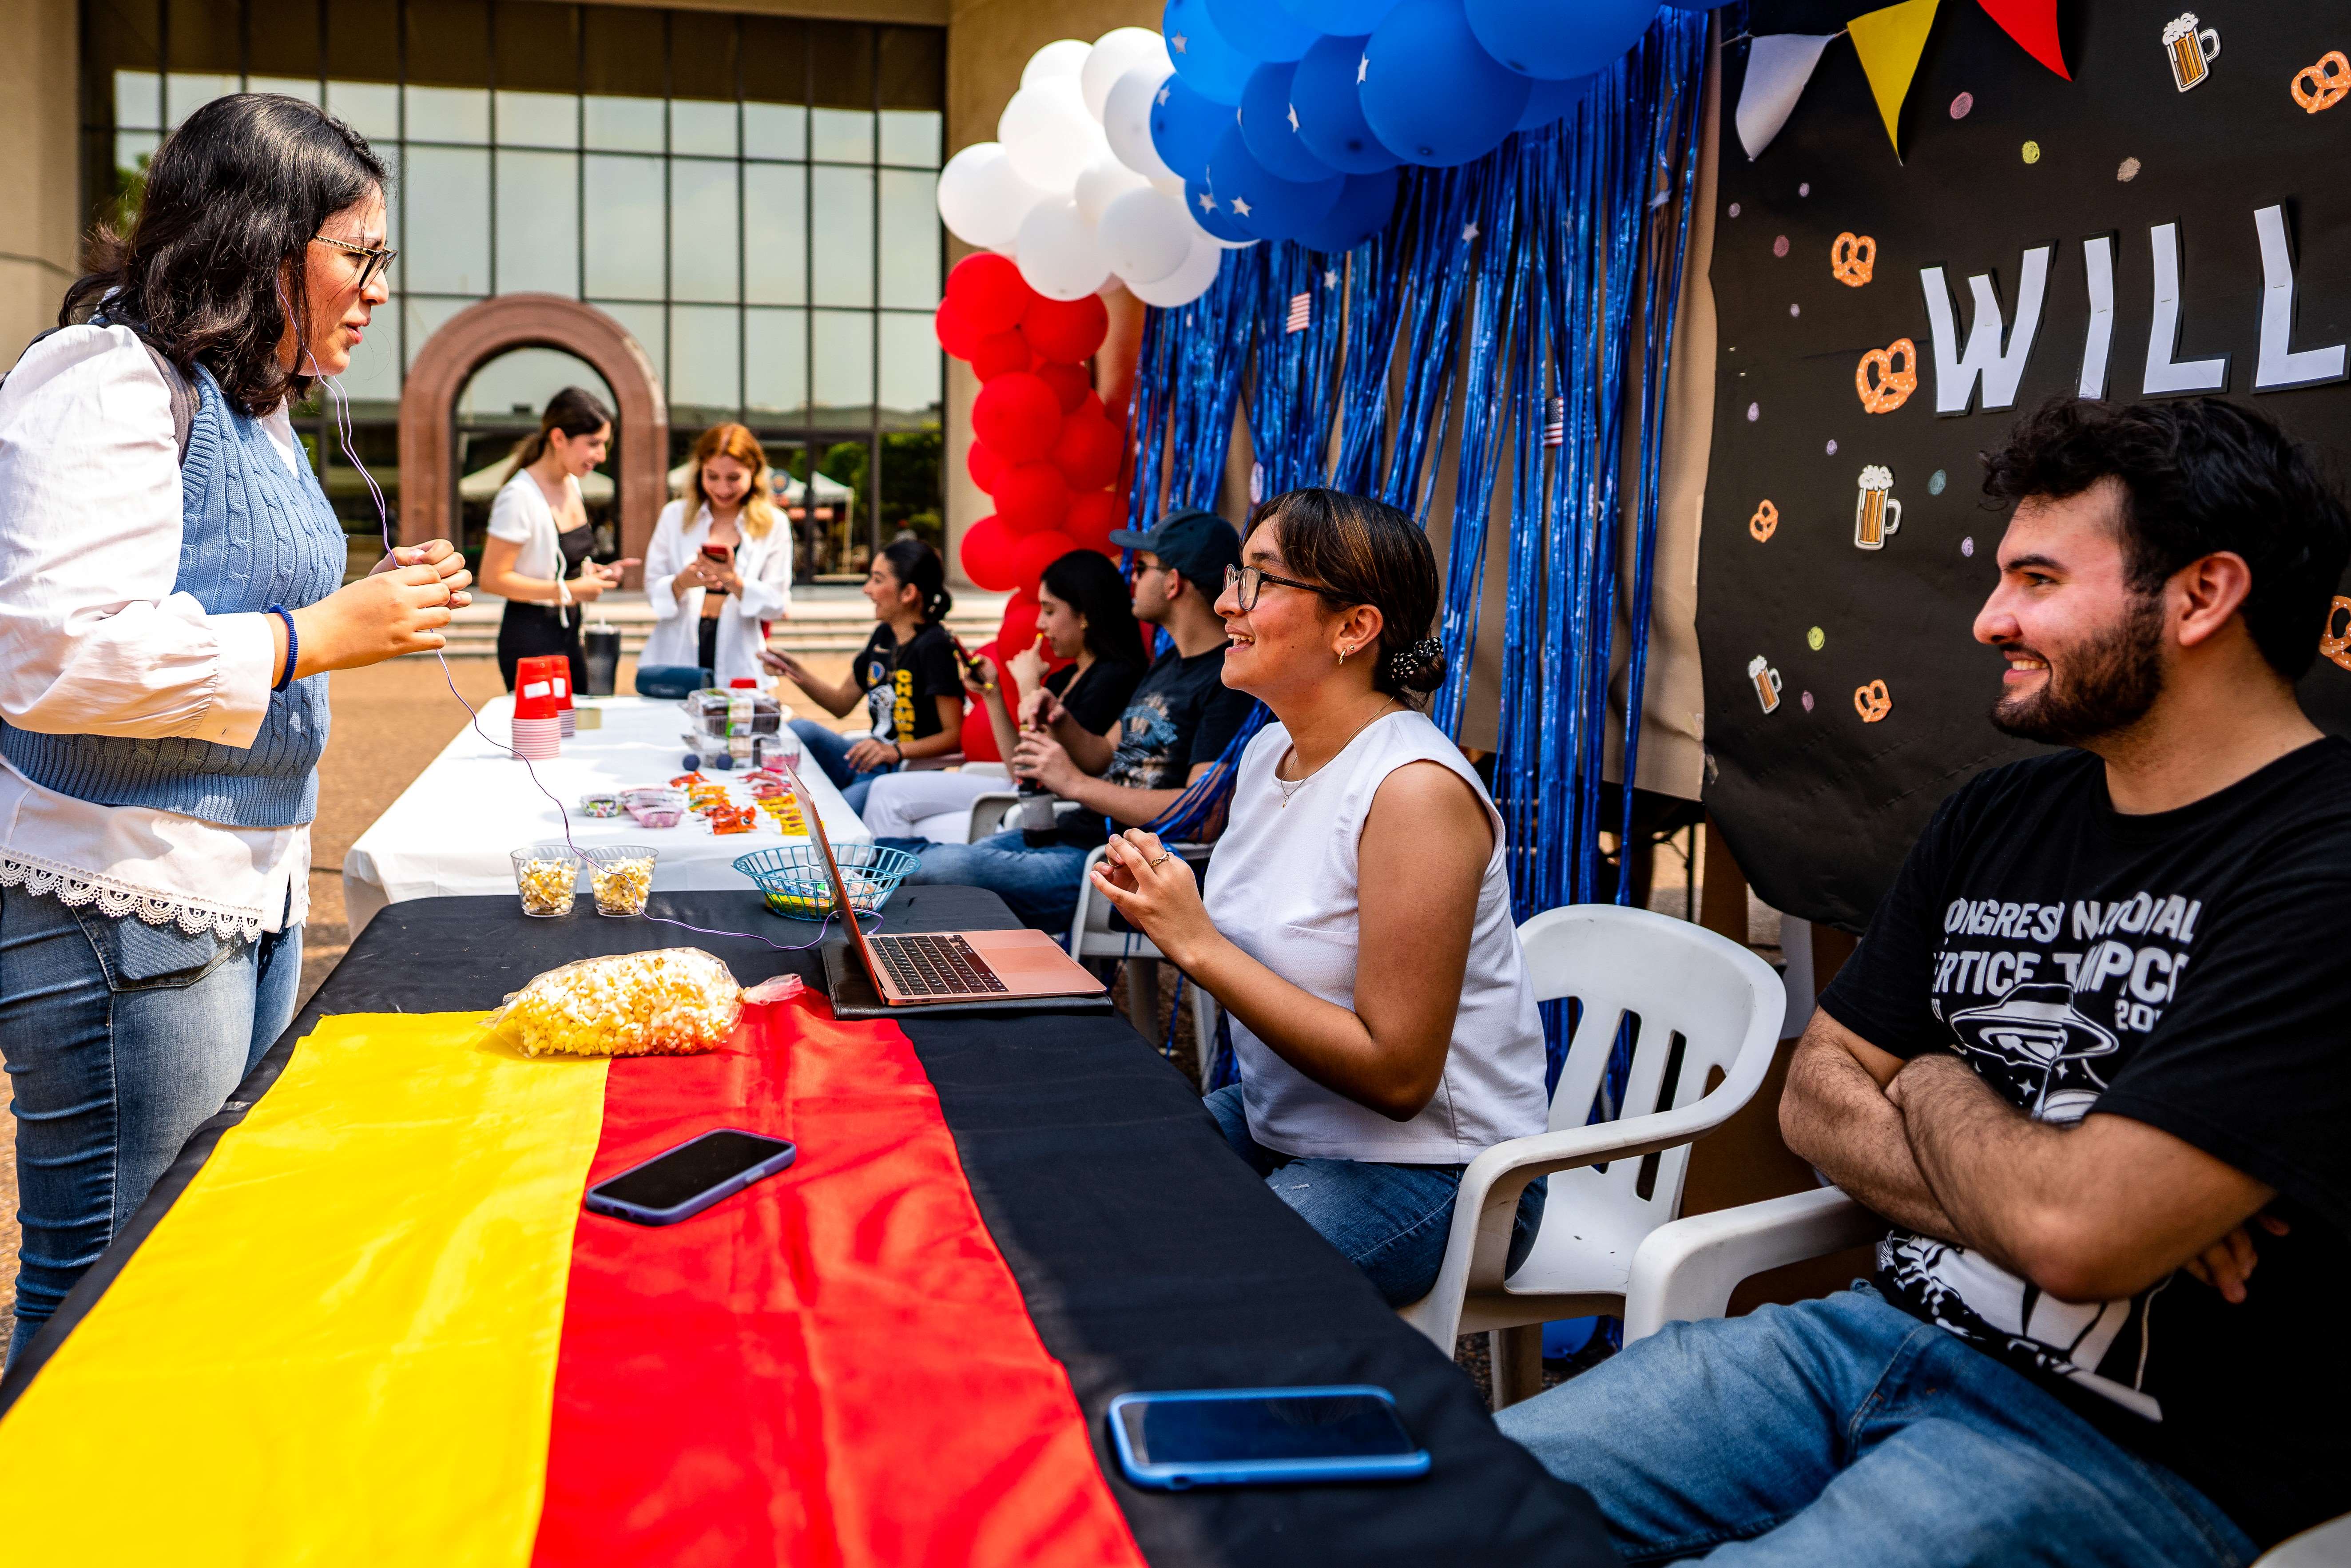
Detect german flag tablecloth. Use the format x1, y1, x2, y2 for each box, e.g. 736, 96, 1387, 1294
0, 891, 1611, 1568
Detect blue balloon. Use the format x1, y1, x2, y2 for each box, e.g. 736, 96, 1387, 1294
1292, 166, 1402, 251
1289, 32, 1399, 175
1517, 72, 1596, 131
1183, 174, 1259, 244
1277, 0, 1404, 31
1164, 0, 1255, 104
1208, 0, 1319, 63
1208, 124, 1343, 242
1240, 62, 1342, 184
1660, 0, 1735, 8
1464, 0, 1660, 79
1361, 0, 1529, 167
1151, 73, 1236, 187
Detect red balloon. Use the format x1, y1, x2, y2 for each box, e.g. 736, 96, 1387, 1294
970, 329, 1032, 382
1034, 361, 1092, 413
933, 298, 981, 361
1052, 402, 1125, 493
1064, 490, 1125, 552
971, 373, 1062, 464
1020, 294, 1109, 364
966, 440, 1004, 495
993, 461, 1072, 536
958, 513, 1025, 592
1010, 529, 1080, 588
946, 252, 1035, 335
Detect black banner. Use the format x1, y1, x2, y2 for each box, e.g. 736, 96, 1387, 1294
1699, 0, 2351, 930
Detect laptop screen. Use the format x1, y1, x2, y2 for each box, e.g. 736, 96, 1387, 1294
772, 752, 882, 976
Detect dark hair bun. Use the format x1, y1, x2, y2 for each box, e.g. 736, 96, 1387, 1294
1388, 636, 1447, 695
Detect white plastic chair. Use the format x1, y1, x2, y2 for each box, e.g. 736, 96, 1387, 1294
1618, 1187, 2346, 1567
1395, 905, 1786, 1397
1068, 840, 1222, 1088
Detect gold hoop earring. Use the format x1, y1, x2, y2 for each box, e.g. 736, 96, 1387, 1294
1337, 647, 1348, 666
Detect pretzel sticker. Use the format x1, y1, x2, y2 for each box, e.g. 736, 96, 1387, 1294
1830, 232, 1877, 286
1854, 679, 1893, 722
2292, 51, 2350, 113
1749, 499, 1779, 542
2321, 595, 2351, 672
1855, 337, 1918, 414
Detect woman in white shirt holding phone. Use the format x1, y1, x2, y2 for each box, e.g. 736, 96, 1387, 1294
641, 422, 793, 688
477, 386, 634, 692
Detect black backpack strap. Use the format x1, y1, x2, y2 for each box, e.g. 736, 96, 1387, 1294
4, 323, 194, 468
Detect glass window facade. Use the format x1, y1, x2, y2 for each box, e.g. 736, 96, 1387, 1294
83, 1, 948, 566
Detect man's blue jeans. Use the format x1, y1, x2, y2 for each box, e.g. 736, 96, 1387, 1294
788, 719, 893, 814
894, 828, 1093, 933
0, 888, 301, 1366
1205, 1083, 1546, 1307
1494, 1285, 2257, 1567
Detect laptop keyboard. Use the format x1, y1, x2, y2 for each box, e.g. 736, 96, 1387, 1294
870, 933, 1009, 997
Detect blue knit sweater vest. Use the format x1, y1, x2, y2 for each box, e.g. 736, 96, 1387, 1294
0, 364, 342, 827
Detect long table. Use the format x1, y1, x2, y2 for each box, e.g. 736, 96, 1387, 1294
0, 888, 1615, 1566
342, 695, 872, 936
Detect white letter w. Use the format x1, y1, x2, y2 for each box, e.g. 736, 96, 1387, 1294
1919, 247, 2053, 415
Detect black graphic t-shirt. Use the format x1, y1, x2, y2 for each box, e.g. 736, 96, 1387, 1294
1821, 739, 2351, 1545
853, 622, 961, 746
1054, 643, 1253, 849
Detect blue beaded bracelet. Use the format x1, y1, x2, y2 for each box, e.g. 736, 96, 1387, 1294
267, 604, 297, 692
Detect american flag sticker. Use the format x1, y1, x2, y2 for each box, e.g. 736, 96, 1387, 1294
1285, 292, 1312, 333
1543, 395, 1565, 448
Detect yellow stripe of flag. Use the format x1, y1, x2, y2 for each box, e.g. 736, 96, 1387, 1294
0, 1014, 608, 1567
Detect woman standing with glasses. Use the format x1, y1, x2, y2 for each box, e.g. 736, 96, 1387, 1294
0, 95, 472, 1362
478, 386, 636, 692
1085, 488, 1549, 1307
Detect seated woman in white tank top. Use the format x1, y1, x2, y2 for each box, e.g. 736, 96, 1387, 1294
1088, 488, 1549, 1306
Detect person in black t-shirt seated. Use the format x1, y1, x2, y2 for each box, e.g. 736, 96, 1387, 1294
856, 548, 1148, 839
894, 508, 1255, 933
1498, 396, 2351, 1564
764, 538, 962, 813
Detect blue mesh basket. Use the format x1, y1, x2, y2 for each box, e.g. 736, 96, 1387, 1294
733, 844, 917, 919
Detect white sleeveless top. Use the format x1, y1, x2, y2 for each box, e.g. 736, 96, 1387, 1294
1203, 710, 1549, 1164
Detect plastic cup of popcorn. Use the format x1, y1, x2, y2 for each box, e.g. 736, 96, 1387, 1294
587, 845, 659, 917
512, 845, 582, 917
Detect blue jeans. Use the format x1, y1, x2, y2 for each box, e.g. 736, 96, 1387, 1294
1204, 1083, 1547, 1307
895, 828, 1093, 934
0, 888, 301, 1365
790, 719, 893, 814
1495, 1285, 2257, 1567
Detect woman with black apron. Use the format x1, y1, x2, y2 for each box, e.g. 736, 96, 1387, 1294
478, 386, 635, 690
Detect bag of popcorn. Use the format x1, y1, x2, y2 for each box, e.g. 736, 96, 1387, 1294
486, 948, 743, 1057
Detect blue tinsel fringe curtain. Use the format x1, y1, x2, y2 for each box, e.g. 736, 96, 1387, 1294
1124, 12, 1710, 1092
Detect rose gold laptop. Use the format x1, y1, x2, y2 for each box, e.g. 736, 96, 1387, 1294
777, 753, 1106, 1005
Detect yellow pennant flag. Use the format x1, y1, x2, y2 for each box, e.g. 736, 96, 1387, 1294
1848, 0, 1941, 159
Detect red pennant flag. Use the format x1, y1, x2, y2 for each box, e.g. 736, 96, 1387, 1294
1976, 0, 2068, 79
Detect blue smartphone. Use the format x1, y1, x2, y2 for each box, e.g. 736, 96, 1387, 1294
583, 1128, 796, 1226
1106, 1386, 1431, 1490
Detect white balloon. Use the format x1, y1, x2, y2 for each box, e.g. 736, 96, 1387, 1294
1126, 235, 1223, 307
1016, 198, 1112, 301
1097, 185, 1193, 286
1102, 65, 1177, 184
1075, 158, 1151, 226
1021, 39, 1092, 90
935, 142, 1048, 251
999, 79, 1099, 194
1082, 28, 1172, 120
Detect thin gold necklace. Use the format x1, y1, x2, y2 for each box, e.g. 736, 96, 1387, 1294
1275, 698, 1400, 807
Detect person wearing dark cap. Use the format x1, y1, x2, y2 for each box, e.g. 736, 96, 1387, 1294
896, 507, 1255, 932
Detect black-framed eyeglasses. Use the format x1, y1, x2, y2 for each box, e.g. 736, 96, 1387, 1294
311, 234, 397, 291
1223, 563, 1342, 612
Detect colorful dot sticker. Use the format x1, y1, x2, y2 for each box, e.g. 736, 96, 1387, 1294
1825, 439, 1839, 455
2022, 140, 2042, 163
1773, 234, 1790, 257
1790, 302, 1802, 317
1961, 536, 1976, 557
1801, 691, 1815, 712
1950, 91, 1974, 118
1807, 626, 1825, 651
1928, 468, 1948, 495
2117, 156, 2142, 181
1799, 182, 1811, 197
1728, 201, 1742, 217
1747, 402, 1760, 422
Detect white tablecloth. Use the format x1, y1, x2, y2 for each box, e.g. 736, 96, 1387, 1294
342, 695, 870, 935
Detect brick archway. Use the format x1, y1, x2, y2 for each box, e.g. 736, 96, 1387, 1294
397, 294, 667, 584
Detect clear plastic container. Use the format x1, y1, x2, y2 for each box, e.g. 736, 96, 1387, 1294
586, 845, 658, 917
511, 844, 581, 917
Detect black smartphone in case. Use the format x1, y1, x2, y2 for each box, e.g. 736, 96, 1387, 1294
583, 1128, 796, 1226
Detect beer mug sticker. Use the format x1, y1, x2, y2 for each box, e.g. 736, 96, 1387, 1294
2292, 52, 2350, 115
1748, 656, 1785, 715
2164, 13, 2220, 93
1855, 465, 1902, 550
